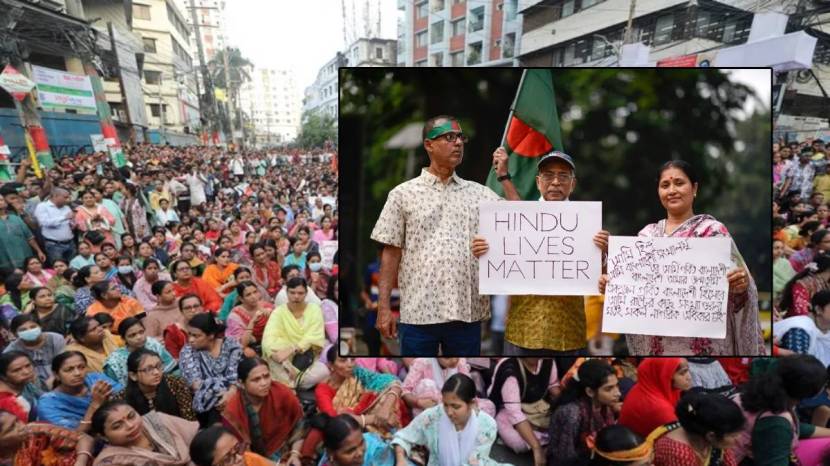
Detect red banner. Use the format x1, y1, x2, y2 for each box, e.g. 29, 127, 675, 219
656, 54, 698, 67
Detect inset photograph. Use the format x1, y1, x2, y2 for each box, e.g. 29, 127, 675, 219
338, 67, 771, 357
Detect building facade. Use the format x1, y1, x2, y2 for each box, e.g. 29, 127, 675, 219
132, 0, 201, 136
177, 0, 227, 64
239, 68, 302, 145
396, 0, 523, 66
303, 54, 343, 123
344, 38, 398, 66
517, 0, 755, 66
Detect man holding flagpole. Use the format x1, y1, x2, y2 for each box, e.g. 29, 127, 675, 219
471, 68, 610, 357
371, 115, 514, 355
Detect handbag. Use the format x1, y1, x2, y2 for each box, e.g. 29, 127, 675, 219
518, 361, 551, 431
291, 348, 315, 372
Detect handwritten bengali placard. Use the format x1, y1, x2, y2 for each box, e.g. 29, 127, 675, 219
478, 201, 602, 295
602, 236, 731, 338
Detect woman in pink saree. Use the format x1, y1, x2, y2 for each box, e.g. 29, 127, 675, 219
601, 160, 765, 356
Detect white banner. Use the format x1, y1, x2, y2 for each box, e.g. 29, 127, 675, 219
320, 240, 338, 270
31, 65, 97, 112
478, 201, 602, 295
602, 236, 731, 338
90, 134, 107, 152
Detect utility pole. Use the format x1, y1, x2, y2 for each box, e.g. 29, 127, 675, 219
108, 22, 135, 145
187, 0, 222, 145
158, 72, 165, 143
222, 46, 238, 148
623, 0, 637, 44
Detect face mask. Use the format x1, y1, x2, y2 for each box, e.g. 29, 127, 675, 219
309, 262, 322, 272
118, 265, 133, 274
18, 327, 42, 342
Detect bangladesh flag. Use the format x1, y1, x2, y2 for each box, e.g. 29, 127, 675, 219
486, 69, 564, 200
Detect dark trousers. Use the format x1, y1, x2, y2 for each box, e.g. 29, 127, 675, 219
399, 320, 481, 356
44, 239, 76, 267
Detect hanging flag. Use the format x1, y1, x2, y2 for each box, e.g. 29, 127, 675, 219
486, 69, 564, 200
214, 88, 227, 102
0, 66, 35, 101
0, 133, 11, 182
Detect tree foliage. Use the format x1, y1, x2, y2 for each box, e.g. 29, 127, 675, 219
296, 110, 336, 149
339, 68, 771, 296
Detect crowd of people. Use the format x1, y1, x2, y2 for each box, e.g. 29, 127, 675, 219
772, 137, 830, 364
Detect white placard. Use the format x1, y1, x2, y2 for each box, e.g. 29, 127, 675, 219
478, 201, 602, 295
31, 65, 96, 112
90, 134, 107, 152
320, 240, 338, 269
602, 236, 731, 338
0, 145, 9, 156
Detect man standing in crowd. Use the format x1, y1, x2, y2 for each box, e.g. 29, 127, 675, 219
34, 188, 76, 265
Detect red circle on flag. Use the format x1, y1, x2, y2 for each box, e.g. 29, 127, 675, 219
506, 116, 553, 157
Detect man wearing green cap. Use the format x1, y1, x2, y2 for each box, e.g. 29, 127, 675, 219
371, 115, 512, 355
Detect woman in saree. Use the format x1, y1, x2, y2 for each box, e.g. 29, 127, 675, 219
38, 351, 122, 431
774, 289, 830, 365
221, 357, 304, 463
547, 359, 621, 466
179, 313, 243, 426
0, 409, 96, 466
190, 426, 279, 466
317, 414, 396, 466
599, 160, 765, 355
91, 400, 198, 466
142, 280, 184, 340
218, 267, 254, 322
226, 281, 273, 357
0, 351, 44, 422
74, 189, 116, 250
780, 252, 830, 318
65, 317, 120, 374
114, 349, 194, 421
315, 347, 409, 436
619, 358, 693, 438
27, 287, 74, 336
651, 392, 744, 466
103, 317, 177, 386
391, 373, 506, 466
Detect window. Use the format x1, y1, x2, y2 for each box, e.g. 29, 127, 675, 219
431, 21, 444, 44
591, 37, 606, 60
561, 0, 574, 18
144, 70, 161, 84
375, 47, 383, 59
416, 30, 428, 48
133, 4, 151, 20
582, 0, 602, 8
470, 6, 484, 32
451, 51, 465, 66
452, 18, 465, 36
142, 37, 157, 53
467, 41, 482, 65
696, 11, 711, 37
505, 0, 518, 21
722, 21, 736, 43
149, 103, 167, 118
431, 52, 444, 66
503, 32, 515, 58
416, 2, 428, 18
653, 14, 674, 45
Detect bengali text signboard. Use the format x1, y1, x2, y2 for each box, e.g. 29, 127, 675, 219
31, 65, 96, 112
602, 236, 731, 338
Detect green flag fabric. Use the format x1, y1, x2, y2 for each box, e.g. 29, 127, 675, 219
486, 69, 564, 200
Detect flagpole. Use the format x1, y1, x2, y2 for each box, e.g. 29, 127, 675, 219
500, 69, 527, 148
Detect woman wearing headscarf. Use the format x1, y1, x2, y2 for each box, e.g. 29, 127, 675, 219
619, 358, 693, 438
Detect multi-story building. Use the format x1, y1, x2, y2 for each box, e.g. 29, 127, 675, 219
132, 0, 201, 138
517, 0, 756, 66
396, 0, 523, 67
344, 38, 398, 66
239, 68, 302, 145
177, 0, 226, 65
303, 53, 344, 124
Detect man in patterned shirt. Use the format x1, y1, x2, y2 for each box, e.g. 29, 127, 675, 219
781, 148, 816, 199
471, 148, 609, 355
371, 115, 512, 355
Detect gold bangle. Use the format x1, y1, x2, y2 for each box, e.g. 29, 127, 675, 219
78, 420, 91, 425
